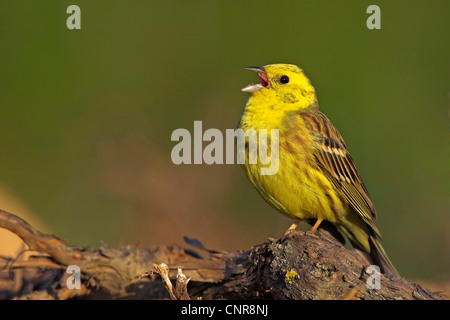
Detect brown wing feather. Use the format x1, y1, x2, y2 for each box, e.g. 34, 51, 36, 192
301, 111, 381, 237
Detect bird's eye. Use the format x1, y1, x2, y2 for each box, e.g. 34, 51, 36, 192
280, 75, 289, 84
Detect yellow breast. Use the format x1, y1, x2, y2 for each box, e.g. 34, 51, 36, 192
239, 108, 344, 223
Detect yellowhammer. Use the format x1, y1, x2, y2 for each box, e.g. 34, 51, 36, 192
239, 64, 399, 275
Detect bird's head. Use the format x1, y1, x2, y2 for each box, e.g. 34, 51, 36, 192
241, 64, 318, 110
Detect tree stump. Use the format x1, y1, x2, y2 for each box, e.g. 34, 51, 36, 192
0, 209, 442, 300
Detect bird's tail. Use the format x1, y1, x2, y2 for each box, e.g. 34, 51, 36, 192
333, 218, 400, 276
313, 218, 400, 276
368, 235, 399, 276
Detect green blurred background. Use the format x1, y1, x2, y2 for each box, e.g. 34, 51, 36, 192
0, 1, 448, 282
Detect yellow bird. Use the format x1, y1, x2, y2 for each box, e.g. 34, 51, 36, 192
239, 64, 399, 275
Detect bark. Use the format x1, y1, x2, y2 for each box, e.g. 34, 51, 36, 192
0, 209, 442, 300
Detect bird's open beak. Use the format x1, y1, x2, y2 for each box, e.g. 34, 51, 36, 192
241, 66, 271, 92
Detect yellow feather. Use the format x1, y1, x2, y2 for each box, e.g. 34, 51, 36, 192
239, 63, 399, 275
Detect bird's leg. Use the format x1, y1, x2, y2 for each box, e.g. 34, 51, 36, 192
281, 220, 300, 240
307, 218, 324, 235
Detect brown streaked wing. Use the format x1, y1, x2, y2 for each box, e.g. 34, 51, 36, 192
300, 111, 381, 237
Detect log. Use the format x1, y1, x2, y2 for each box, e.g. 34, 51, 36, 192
0, 209, 442, 300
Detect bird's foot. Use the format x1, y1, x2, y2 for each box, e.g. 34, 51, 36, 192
281, 220, 300, 241
306, 218, 324, 235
